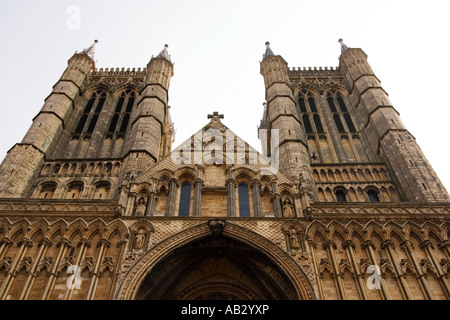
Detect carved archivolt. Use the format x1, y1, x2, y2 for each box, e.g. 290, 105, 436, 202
114, 221, 317, 300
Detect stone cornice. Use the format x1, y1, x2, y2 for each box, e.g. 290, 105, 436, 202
0, 199, 116, 217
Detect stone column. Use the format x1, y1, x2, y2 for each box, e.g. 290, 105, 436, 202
226, 179, 236, 217
86, 239, 110, 300
381, 240, 412, 300
42, 238, 72, 300
165, 178, 178, 217
0, 238, 33, 300
342, 240, 368, 300
193, 179, 203, 217
307, 239, 324, 299
361, 240, 389, 300
401, 240, 433, 300
0, 238, 13, 260
323, 239, 346, 300
252, 180, 262, 217
421, 240, 450, 299
19, 238, 52, 300
145, 192, 157, 216
439, 240, 450, 259
125, 192, 137, 216
64, 238, 91, 300
271, 193, 282, 217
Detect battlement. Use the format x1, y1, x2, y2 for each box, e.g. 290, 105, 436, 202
288, 66, 342, 77
91, 67, 148, 77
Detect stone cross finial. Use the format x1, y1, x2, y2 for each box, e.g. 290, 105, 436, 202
207, 111, 224, 120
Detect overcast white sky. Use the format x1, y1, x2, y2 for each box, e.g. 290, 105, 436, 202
0, 0, 449, 193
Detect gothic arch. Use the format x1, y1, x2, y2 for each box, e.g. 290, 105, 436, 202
84, 83, 112, 96
344, 221, 366, 242
47, 219, 69, 240
294, 84, 320, 98
363, 220, 384, 240
114, 221, 316, 300
402, 221, 425, 242
232, 168, 257, 183
28, 218, 51, 240
0, 218, 12, 237
8, 218, 31, 239
419, 221, 442, 240
104, 219, 128, 241
307, 220, 329, 241
174, 167, 197, 182
323, 87, 349, 98
383, 221, 405, 241
84, 219, 108, 240
65, 219, 88, 240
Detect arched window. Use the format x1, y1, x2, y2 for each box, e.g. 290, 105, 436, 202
39, 182, 57, 199
238, 183, 250, 217
74, 90, 107, 135
313, 114, 324, 133
298, 97, 307, 113
368, 189, 380, 202
327, 91, 357, 134
302, 114, 313, 133
179, 181, 192, 217
333, 114, 345, 133
308, 97, 318, 112
108, 90, 135, 136
93, 182, 111, 199
298, 90, 325, 134
327, 97, 337, 113
335, 190, 347, 202
65, 182, 84, 199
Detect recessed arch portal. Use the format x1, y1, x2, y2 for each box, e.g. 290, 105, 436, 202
114, 221, 316, 300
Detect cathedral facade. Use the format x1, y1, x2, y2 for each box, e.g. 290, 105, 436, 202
0, 40, 449, 300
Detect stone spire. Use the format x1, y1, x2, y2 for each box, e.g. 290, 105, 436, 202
81, 40, 98, 61
339, 38, 349, 54
157, 44, 172, 62
262, 41, 275, 61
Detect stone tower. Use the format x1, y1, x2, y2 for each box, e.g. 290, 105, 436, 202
0, 41, 174, 203
0, 40, 448, 302
259, 40, 449, 205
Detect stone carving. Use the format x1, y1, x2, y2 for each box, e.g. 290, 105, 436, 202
282, 199, 295, 218
133, 228, 146, 251
289, 229, 300, 249
208, 219, 226, 237
134, 198, 147, 216
303, 207, 314, 221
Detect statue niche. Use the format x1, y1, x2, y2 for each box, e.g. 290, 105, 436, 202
282, 198, 295, 218
134, 197, 147, 216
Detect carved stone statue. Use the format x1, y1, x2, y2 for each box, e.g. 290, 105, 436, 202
133, 229, 146, 251
134, 198, 147, 216
282, 198, 295, 218
289, 229, 300, 249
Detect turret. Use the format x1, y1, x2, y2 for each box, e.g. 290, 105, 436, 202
259, 42, 315, 200
0, 41, 97, 198
339, 39, 449, 202
120, 45, 175, 179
